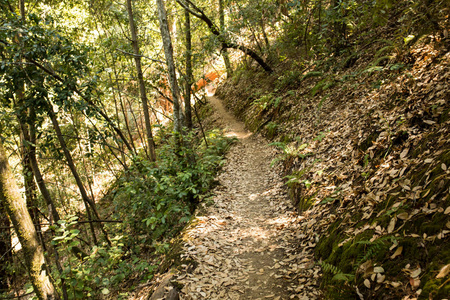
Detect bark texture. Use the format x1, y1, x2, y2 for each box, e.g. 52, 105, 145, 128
219, 0, 233, 76
157, 0, 184, 133
184, 8, 193, 129
0, 141, 57, 300
0, 201, 11, 292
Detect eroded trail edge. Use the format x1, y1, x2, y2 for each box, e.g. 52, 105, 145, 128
175, 96, 321, 300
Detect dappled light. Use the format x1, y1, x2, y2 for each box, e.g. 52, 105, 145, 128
1, 0, 448, 299
174, 96, 321, 299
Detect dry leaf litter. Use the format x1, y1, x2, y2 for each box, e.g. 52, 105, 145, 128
217, 37, 449, 299
170, 96, 322, 300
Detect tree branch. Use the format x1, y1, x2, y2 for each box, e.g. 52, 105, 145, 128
116, 48, 166, 65
25, 57, 135, 154
175, 0, 273, 73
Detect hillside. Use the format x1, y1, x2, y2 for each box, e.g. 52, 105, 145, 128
216, 12, 450, 300
1, 0, 449, 299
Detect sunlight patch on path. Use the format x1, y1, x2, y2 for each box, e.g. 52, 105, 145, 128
175, 96, 321, 299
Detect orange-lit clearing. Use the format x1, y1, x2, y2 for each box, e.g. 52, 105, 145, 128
192, 71, 219, 92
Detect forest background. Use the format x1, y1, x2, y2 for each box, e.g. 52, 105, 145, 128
0, 0, 449, 299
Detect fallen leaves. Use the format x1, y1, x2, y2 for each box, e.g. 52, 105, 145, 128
390, 246, 403, 259
436, 264, 450, 279
173, 135, 322, 299
201, 33, 450, 300
387, 217, 397, 234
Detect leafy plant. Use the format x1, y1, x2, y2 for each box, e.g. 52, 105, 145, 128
270, 141, 312, 166
354, 236, 394, 269
252, 93, 282, 111
112, 128, 233, 244
265, 121, 279, 139
318, 261, 355, 282
313, 130, 329, 142
301, 71, 323, 81
276, 70, 303, 90
50, 218, 151, 299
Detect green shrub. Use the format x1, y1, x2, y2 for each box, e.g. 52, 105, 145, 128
112, 129, 233, 243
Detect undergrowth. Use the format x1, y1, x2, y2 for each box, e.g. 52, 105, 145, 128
46, 128, 234, 299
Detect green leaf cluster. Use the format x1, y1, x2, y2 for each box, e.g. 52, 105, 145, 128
112, 128, 234, 244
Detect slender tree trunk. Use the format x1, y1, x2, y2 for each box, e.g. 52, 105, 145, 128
219, 0, 232, 76
18, 119, 39, 223
248, 24, 264, 54
184, 8, 193, 129
47, 108, 99, 245
126, 0, 156, 161
259, 17, 270, 52
110, 54, 137, 155
111, 77, 129, 168
18, 0, 25, 19
317, 0, 322, 34
0, 140, 58, 300
28, 111, 60, 224
157, 0, 184, 133
331, 0, 345, 53
125, 96, 146, 151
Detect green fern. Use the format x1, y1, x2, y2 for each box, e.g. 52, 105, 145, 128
301, 71, 323, 81
375, 45, 395, 58
363, 66, 384, 73
354, 236, 393, 269
371, 55, 394, 66
319, 260, 342, 275
318, 261, 355, 282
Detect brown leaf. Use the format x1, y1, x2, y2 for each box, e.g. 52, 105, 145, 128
410, 277, 421, 289
377, 273, 385, 283
387, 217, 396, 233
390, 246, 403, 259
411, 267, 421, 278
400, 148, 409, 159
397, 212, 409, 220
374, 266, 384, 273
436, 264, 450, 279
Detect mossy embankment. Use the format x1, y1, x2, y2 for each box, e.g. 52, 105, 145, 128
216, 7, 449, 298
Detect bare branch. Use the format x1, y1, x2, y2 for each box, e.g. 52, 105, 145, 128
116, 48, 166, 65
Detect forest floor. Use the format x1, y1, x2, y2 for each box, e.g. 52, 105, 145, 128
168, 95, 322, 299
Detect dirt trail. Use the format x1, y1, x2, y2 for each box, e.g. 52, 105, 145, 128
175, 96, 321, 300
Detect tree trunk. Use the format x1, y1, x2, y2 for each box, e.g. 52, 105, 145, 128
0, 200, 12, 293
219, 0, 233, 76
109, 53, 137, 155
47, 108, 99, 244
184, 8, 193, 129
157, 0, 184, 133
27, 109, 60, 223
0, 140, 57, 300
17, 119, 39, 222
126, 0, 156, 161
259, 17, 270, 52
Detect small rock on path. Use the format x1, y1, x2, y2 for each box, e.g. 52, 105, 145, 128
175, 96, 321, 300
